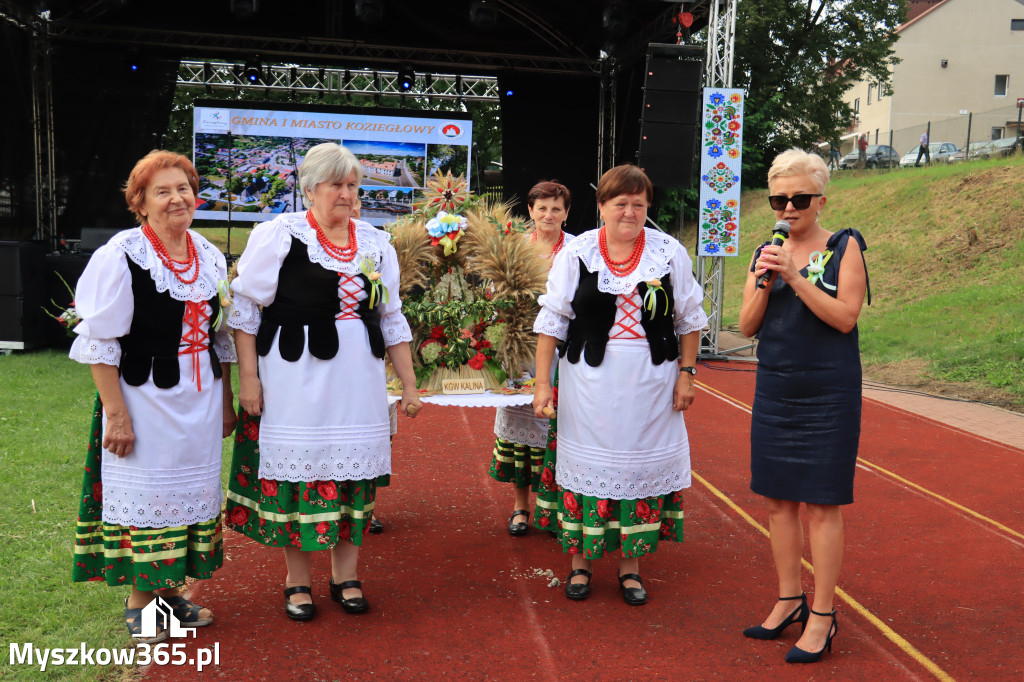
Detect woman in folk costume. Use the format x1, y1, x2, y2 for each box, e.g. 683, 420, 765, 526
532, 164, 706, 605
225, 143, 421, 621
488, 180, 575, 536
70, 150, 237, 642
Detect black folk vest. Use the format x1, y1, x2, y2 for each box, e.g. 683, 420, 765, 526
560, 260, 679, 367
119, 259, 223, 388
255, 236, 385, 361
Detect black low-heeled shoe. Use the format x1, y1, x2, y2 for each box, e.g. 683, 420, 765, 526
785, 609, 838, 664
564, 568, 592, 600
283, 586, 316, 622
507, 509, 530, 536
743, 593, 808, 640
368, 515, 384, 534
617, 573, 647, 606
329, 579, 370, 614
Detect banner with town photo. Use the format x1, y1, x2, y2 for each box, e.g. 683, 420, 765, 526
192, 102, 472, 226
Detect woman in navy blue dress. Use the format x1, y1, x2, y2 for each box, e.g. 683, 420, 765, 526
738, 149, 869, 664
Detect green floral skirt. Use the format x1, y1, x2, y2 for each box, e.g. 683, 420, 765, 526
556, 489, 685, 560
488, 437, 545, 489
532, 371, 560, 533
72, 395, 223, 591
225, 409, 382, 550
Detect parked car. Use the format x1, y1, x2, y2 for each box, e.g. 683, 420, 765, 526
987, 136, 1020, 158
898, 142, 958, 167
950, 140, 994, 163
838, 144, 900, 169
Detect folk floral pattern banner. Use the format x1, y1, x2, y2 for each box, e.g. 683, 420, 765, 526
697, 88, 745, 257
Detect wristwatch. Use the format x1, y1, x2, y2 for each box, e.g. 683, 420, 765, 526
679, 366, 697, 375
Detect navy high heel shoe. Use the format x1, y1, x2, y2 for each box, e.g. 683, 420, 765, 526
785, 609, 838, 663
743, 593, 808, 639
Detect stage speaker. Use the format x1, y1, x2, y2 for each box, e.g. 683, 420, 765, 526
0, 240, 47, 349
80, 228, 122, 254
637, 44, 703, 188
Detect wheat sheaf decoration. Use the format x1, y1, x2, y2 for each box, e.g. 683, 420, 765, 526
383, 172, 547, 392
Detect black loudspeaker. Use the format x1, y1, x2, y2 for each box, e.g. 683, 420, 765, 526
80, 228, 123, 254
637, 44, 703, 188
0, 240, 48, 349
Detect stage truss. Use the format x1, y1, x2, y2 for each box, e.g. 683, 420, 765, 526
177, 61, 501, 102
696, 0, 739, 359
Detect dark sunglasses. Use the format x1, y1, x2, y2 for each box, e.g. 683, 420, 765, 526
768, 193, 822, 211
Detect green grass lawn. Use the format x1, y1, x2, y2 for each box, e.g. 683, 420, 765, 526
0, 350, 237, 680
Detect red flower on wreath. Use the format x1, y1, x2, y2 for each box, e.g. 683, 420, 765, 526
315, 521, 330, 535
92, 482, 103, 502
317, 481, 338, 501
563, 492, 581, 519
467, 351, 486, 370
597, 500, 613, 519
261, 479, 278, 497
228, 506, 250, 526
430, 325, 445, 339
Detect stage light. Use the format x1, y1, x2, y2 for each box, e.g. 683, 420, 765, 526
230, 0, 259, 18
397, 66, 415, 92
505, 89, 514, 97
602, 1, 628, 36
469, 0, 497, 29
243, 58, 263, 84
355, 0, 384, 24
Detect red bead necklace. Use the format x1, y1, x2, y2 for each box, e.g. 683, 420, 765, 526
307, 210, 358, 261
143, 224, 199, 284
598, 226, 645, 276
530, 230, 566, 259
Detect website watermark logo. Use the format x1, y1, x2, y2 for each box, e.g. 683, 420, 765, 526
133, 596, 194, 640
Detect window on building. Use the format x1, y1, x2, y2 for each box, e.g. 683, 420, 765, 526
992, 128, 1003, 140
1011, 19, 1024, 30
877, 82, 884, 101
995, 74, 1009, 96
854, 98, 860, 113
867, 83, 873, 104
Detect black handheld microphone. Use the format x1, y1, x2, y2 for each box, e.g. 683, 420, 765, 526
755, 221, 791, 289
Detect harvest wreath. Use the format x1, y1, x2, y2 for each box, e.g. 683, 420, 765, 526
386, 170, 549, 395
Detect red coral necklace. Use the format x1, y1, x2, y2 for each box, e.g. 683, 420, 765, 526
530, 230, 565, 259
307, 210, 358, 261
143, 224, 199, 284
598, 227, 645, 276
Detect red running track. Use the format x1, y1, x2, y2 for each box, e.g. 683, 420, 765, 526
147, 361, 1023, 681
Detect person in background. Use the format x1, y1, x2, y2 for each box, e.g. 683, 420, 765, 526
533, 164, 706, 606
828, 141, 840, 171
857, 134, 868, 169
488, 181, 574, 536
225, 143, 421, 621
739, 148, 870, 664
915, 129, 931, 167
69, 150, 237, 642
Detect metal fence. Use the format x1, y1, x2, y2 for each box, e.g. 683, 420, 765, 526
834, 102, 1024, 160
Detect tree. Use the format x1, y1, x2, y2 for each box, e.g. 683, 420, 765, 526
733, 0, 904, 185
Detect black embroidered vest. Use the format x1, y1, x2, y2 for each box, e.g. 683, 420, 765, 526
560, 261, 679, 367
119, 259, 223, 388
255, 236, 385, 361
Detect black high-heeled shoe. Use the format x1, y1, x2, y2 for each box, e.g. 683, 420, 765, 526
785, 609, 838, 663
283, 586, 316, 622
743, 593, 808, 640
329, 578, 369, 614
